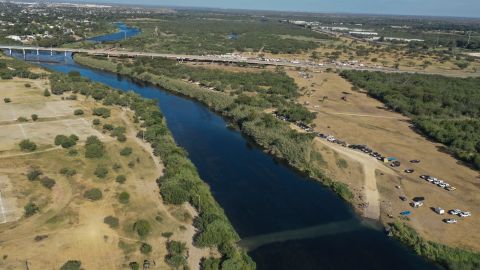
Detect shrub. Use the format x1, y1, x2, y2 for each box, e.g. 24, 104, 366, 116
19, 139, 37, 152
40, 177, 56, 189
129, 262, 140, 270
31, 114, 38, 121
59, 260, 81, 270
93, 107, 111, 118
117, 134, 127, 142
140, 243, 152, 254
92, 119, 101, 126
3, 97, 11, 103
66, 94, 77, 100
60, 167, 77, 177
94, 166, 109, 179
133, 219, 150, 238
120, 147, 132, 156
24, 202, 39, 217
104, 216, 119, 228
118, 191, 130, 204
202, 258, 221, 270
116, 175, 126, 184
84, 188, 103, 201
43, 89, 51, 97
54, 134, 77, 148
85, 136, 104, 158
27, 168, 43, 181
24, 83, 31, 88
103, 124, 114, 131
128, 161, 135, 168
17, 116, 28, 122
165, 241, 187, 268
73, 109, 84, 116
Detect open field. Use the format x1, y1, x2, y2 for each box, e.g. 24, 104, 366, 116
0, 77, 210, 269
288, 69, 480, 251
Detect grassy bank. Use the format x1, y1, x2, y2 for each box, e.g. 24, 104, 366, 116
49, 70, 255, 269
390, 222, 480, 270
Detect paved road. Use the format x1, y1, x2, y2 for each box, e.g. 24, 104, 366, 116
2, 45, 478, 77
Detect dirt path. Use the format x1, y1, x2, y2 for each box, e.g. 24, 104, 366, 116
316, 138, 397, 220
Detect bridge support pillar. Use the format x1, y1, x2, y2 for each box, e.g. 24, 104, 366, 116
36, 49, 39, 56
22, 49, 26, 60
8, 48, 12, 55
64, 51, 67, 57
50, 50, 53, 56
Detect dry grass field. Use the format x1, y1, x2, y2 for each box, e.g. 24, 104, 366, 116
288, 69, 480, 251
0, 77, 210, 269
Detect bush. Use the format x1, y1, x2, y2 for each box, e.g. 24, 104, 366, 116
94, 166, 109, 179
129, 262, 139, 270
73, 109, 84, 116
59, 260, 81, 270
24, 202, 39, 217
104, 216, 119, 228
85, 136, 104, 158
118, 191, 130, 204
27, 168, 43, 181
84, 188, 103, 201
133, 219, 150, 238
60, 167, 77, 177
117, 134, 127, 142
43, 89, 51, 97
17, 116, 28, 122
165, 241, 187, 268
140, 243, 152, 254
40, 177, 56, 189
54, 134, 77, 148
116, 175, 126, 184
92, 118, 101, 125
31, 114, 38, 121
24, 83, 31, 88
93, 107, 111, 118
202, 258, 221, 270
4, 97, 11, 103
103, 124, 114, 131
120, 147, 133, 156
19, 139, 37, 152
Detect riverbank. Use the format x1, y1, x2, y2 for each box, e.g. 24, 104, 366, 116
73, 53, 480, 270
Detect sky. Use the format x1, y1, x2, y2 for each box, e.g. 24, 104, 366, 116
73, 0, 480, 18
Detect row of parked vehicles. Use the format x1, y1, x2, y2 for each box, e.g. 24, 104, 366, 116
419, 175, 457, 191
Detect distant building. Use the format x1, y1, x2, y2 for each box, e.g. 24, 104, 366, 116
349, 31, 378, 36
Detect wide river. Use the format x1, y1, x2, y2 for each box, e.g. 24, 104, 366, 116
7, 26, 438, 269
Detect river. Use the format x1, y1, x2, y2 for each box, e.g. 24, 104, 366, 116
5, 25, 438, 269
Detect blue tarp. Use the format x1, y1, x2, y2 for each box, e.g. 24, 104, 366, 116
400, 211, 411, 216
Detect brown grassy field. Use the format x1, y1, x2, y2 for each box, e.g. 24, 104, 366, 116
0, 77, 210, 269
288, 69, 480, 252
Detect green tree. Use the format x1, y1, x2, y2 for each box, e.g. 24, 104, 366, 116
118, 191, 130, 204
84, 188, 103, 201
19, 139, 37, 152
133, 219, 150, 238
59, 260, 81, 270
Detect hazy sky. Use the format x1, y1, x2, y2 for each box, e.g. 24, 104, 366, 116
75, 0, 480, 18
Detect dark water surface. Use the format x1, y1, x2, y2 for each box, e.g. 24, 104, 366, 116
87, 22, 140, 43
5, 37, 438, 270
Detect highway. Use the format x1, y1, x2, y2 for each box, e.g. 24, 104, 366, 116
1, 45, 478, 77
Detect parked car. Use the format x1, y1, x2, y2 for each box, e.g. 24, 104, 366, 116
443, 219, 457, 224
420, 175, 429, 180
445, 186, 456, 191
459, 211, 471, 217
399, 196, 407, 201
449, 209, 461, 215
404, 169, 414, 173
410, 160, 421, 163
434, 207, 445, 215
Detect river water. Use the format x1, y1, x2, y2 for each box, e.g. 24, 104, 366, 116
5, 25, 438, 269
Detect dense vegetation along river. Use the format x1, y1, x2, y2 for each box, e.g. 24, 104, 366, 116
7, 27, 438, 270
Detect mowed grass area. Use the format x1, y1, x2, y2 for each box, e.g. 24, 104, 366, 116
0, 78, 205, 269
289, 69, 480, 252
